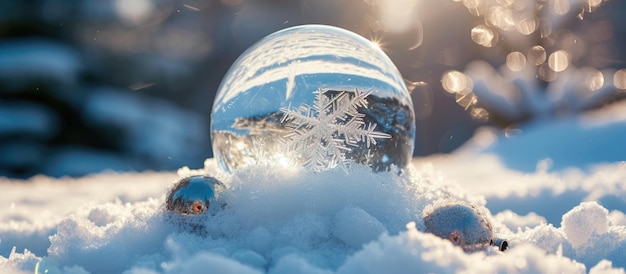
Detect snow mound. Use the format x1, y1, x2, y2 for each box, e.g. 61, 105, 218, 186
1, 159, 626, 273
562, 201, 610, 249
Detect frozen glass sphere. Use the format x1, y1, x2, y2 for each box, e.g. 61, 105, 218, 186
166, 175, 224, 215
211, 25, 415, 173
423, 202, 494, 252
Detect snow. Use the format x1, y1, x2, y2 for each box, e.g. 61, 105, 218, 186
2, 105, 626, 273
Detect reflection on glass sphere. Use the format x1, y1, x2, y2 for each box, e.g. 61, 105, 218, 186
166, 175, 224, 215
211, 24, 415, 173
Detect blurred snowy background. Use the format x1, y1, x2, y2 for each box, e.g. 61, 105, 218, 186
1, 0, 626, 178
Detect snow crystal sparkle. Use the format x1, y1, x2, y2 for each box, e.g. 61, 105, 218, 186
211, 25, 415, 173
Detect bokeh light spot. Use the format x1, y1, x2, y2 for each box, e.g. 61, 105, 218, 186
408, 81, 434, 120
463, 0, 484, 10
614, 69, 626, 90
550, 0, 570, 16
583, 68, 604, 91
486, 6, 515, 30
442, 71, 472, 94
538, 63, 558, 82
408, 21, 424, 50
379, 0, 419, 33
470, 107, 489, 121
115, 0, 154, 26
588, 0, 603, 8
527, 45, 546, 65
497, 0, 514, 7
548, 50, 569, 72
471, 25, 497, 47
516, 16, 537, 35
455, 93, 478, 110
506, 51, 526, 72
539, 18, 553, 38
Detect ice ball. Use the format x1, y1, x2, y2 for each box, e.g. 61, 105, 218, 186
211, 25, 415, 173
423, 201, 494, 252
166, 175, 224, 215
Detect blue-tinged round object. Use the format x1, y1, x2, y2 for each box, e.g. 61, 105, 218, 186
166, 175, 224, 215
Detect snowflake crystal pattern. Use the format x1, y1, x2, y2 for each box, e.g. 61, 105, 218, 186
280, 88, 391, 172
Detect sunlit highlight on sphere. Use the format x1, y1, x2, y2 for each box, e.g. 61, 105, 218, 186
614, 69, 626, 90
506, 51, 526, 72
548, 50, 569, 72
211, 25, 416, 173
471, 25, 497, 47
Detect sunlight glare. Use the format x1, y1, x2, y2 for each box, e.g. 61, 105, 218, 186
369, 35, 388, 53
378, 0, 419, 33
235, 142, 246, 150
276, 153, 291, 167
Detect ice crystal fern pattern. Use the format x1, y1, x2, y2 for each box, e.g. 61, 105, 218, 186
280, 88, 391, 172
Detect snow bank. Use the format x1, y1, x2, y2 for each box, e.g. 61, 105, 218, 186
1, 158, 625, 273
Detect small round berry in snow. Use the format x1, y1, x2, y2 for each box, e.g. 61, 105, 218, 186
423, 201, 497, 252
166, 175, 224, 215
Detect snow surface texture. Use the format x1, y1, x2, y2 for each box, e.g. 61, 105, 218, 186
1, 153, 626, 273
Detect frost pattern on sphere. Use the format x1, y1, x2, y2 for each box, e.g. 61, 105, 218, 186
211, 25, 415, 173
280, 88, 391, 172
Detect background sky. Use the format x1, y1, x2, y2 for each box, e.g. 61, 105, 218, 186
1, 0, 625, 178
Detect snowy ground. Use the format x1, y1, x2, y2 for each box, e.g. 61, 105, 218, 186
2, 104, 626, 273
